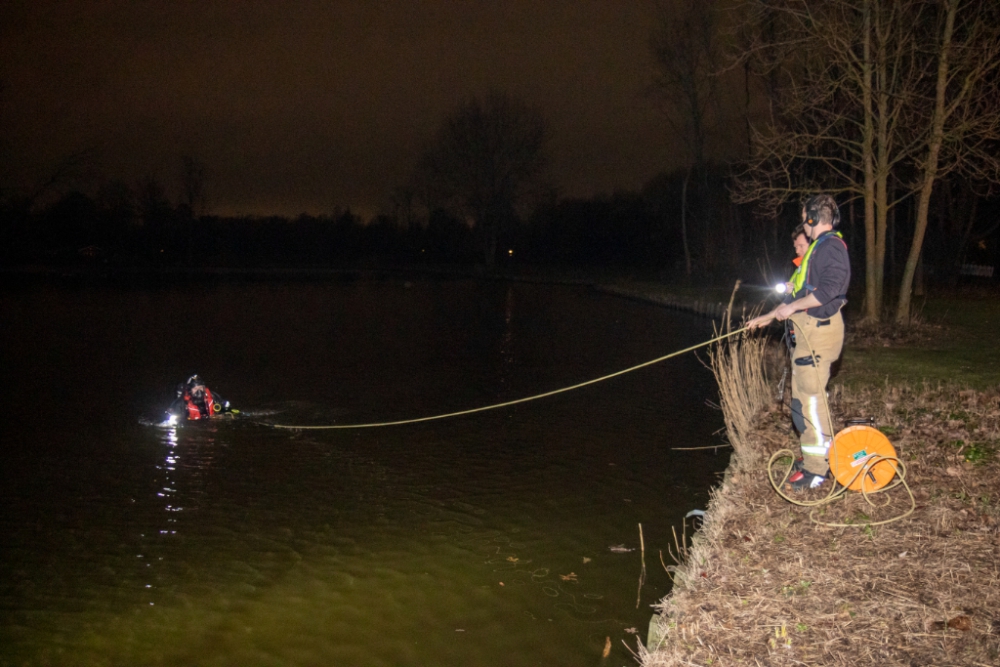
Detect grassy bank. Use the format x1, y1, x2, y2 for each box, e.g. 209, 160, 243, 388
637, 288, 1000, 666
842, 291, 1000, 389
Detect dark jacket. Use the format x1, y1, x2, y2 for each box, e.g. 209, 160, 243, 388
795, 231, 850, 319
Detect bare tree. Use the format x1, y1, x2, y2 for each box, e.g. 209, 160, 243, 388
733, 0, 924, 322
390, 185, 419, 233
895, 0, 1000, 323
19, 148, 98, 212
650, 0, 722, 278
180, 154, 207, 216
413, 91, 548, 270
733, 0, 1000, 324
178, 155, 208, 265
651, 0, 721, 169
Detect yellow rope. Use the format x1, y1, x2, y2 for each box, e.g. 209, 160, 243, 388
768, 320, 916, 527
767, 448, 916, 527
268, 326, 750, 430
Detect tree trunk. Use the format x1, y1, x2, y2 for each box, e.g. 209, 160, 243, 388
862, 0, 880, 322
873, 1, 890, 318
896, 1, 955, 325
681, 167, 692, 278
957, 196, 979, 271
914, 248, 924, 297
479, 208, 499, 272
744, 59, 752, 159
887, 197, 896, 281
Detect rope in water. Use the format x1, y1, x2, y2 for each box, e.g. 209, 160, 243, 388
267, 326, 750, 430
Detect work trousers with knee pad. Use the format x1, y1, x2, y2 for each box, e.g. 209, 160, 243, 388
789, 311, 844, 476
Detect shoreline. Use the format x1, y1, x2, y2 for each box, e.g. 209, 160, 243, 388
614, 285, 1000, 666
5, 270, 995, 663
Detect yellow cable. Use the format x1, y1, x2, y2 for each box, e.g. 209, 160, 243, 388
268, 326, 750, 430
767, 448, 916, 527
770, 318, 916, 527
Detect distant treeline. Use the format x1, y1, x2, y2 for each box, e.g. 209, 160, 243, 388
0, 176, 693, 274
2, 168, 996, 288
0, 191, 680, 273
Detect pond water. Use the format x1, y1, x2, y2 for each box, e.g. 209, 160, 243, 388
0, 277, 729, 667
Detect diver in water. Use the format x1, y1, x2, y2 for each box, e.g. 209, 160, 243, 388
168, 375, 232, 421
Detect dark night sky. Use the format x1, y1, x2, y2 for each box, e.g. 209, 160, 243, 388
1, 1, 691, 218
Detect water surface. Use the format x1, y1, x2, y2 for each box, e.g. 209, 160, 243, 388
0, 278, 728, 666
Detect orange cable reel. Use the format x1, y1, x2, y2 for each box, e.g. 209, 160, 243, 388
829, 425, 899, 492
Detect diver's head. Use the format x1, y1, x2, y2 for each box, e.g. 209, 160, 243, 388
186, 375, 206, 397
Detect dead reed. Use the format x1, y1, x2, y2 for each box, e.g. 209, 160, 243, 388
638, 379, 1000, 667
705, 310, 772, 466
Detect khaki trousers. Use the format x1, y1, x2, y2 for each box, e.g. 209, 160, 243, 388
789, 310, 844, 476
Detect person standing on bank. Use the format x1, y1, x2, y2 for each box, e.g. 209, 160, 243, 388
782, 223, 810, 296
749, 195, 850, 490
778, 223, 811, 348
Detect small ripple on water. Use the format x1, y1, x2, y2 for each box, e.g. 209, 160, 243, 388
1, 281, 724, 666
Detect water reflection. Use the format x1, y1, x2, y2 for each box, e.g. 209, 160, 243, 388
140, 421, 226, 607
158, 425, 183, 529
0, 280, 726, 666
497, 286, 516, 398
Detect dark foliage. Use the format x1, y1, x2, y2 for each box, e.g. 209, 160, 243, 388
2, 172, 997, 291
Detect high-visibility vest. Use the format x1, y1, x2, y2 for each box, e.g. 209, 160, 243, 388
788, 256, 804, 291
791, 231, 844, 297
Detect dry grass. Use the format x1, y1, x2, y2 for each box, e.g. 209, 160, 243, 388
846, 315, 942, 349
706, 325, 771, 466
704, 285, 773, 466
639, 339, 1000, 666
